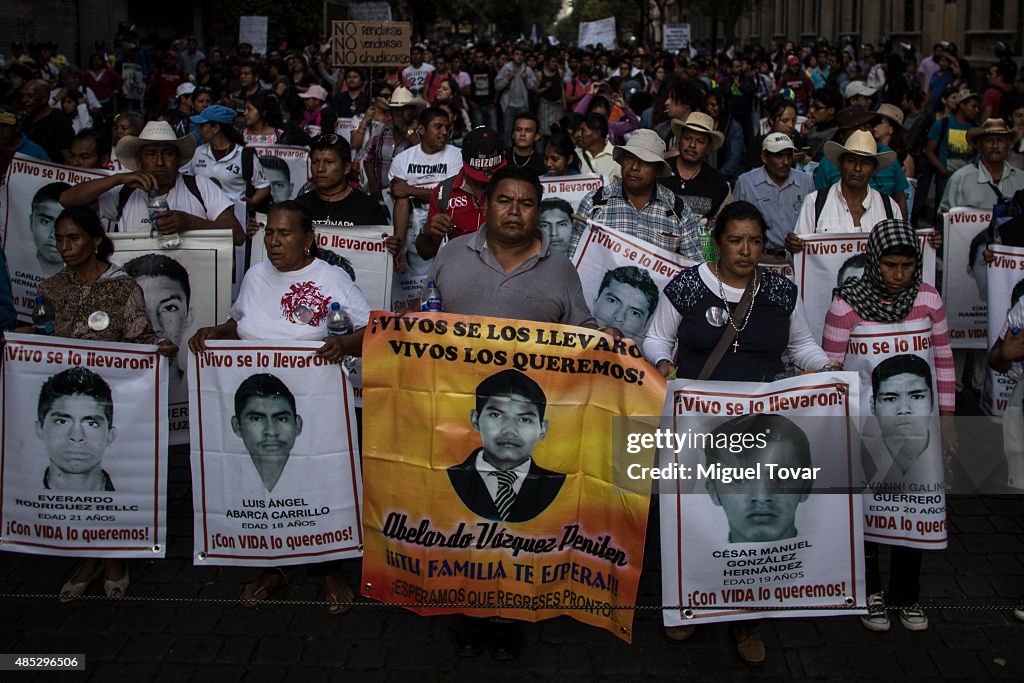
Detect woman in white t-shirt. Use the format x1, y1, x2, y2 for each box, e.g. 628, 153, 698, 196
189, 200, 369, 612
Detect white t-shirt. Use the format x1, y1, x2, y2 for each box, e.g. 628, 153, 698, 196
181, 143, 270, 202
402, 63, 435, 95
98, 175, 235, 233
230, 259, 371, 341
387, 144, 463, 268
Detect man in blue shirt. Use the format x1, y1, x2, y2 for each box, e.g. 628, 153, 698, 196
0, 105, 51, 176
733, 133, 813, 256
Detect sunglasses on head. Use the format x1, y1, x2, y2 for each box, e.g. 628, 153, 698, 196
311, 133, 340, 146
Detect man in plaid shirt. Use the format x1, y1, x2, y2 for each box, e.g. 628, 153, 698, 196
569, 130, 703, 260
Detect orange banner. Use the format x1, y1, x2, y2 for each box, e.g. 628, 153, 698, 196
361, 312, 665, 641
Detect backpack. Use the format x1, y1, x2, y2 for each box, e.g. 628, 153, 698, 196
814, 186, 894, 224
116, 174, 207, 223
987, 185, 1024, 246
591, 185, 689, 222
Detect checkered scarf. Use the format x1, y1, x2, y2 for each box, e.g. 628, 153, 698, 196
835, 219, 921, 322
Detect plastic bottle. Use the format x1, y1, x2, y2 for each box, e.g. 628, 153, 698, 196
32, 295, 55, 335
326, 302, 353, 336
148, 189, 179, 248
421, 280, 443, 312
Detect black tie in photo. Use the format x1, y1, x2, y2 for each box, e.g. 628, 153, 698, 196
490, 470, 518, 521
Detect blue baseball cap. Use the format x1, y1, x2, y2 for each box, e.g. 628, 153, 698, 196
190, 104, 237, 125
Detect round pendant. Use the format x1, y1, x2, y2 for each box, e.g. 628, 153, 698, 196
88, 310, 110, 331
291, 305, 315, 325
705, 306, 729, 327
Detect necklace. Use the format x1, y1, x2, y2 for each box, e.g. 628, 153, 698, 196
713, 263, 759, 353
513, 151, 535, 168
676, 161, 700, 189
318, 185, 351, 200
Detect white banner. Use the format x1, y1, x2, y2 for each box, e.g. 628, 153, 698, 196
188, 341, 362, 566
350, 1, 394, 21
662, 24, 691, 52
239, 16, 268, 55
843, 319, 947, 549
982, 245, 1024, 416
540, 174, 603, 259
943, 208, 992, 348
0, 155, 111, 317
121, 63, 146, 101
0, 334, 168, 558
572, 224, 695, 346
109, 231, 236, 445
391, 179, 441, 311
578, 17, 616, 48
248, 145, 311, 203
794, 231, 936, 344
659, 372, 865, 626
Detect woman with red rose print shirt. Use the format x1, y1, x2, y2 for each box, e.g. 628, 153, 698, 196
189, 199, 369, 612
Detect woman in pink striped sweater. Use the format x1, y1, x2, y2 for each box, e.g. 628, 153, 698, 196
822, 218, 957, 634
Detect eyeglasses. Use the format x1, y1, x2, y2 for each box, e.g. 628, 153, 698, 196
378, 92, 392, 99
311, 133, 340, 146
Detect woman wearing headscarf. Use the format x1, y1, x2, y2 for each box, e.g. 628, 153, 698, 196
821, 218, 956, 634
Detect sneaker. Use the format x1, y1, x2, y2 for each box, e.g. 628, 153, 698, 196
1014, 608, 1024, 623
860, 592, 890, 632
898, 604, 929, 631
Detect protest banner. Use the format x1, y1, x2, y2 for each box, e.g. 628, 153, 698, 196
109, 230, 235, 445
332, 21, 411, 68
760, 260, 795, 282
943, 207, 992, 348
121, 63, 146, 102
188, 341, 362, 566
795, 231, 936, 344
572, 224, 696, 345
0, 334, 168, 558
982, 245, 1024, 417
578, 17, 617, 48
350, 1, 394, 21
0, 155, 111, 318
843, 319, 947, 549
248, 145, 310, 203
238, 16, 268, 55
662, 24, 691, 52
390, 179, 443, 310
659, 372, 865, 626
539, 174, 603, 259
360, 311, 666, 641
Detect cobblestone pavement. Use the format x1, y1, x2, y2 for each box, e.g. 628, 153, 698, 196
2, 436, 1023, 682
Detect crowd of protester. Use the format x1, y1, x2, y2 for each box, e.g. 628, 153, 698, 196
1, 23, 1024, 668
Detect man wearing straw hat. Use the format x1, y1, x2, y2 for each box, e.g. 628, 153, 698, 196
939, 118, 1024, 212
571, 128, 702, 260
659, 112, 731, 224
787, 129, 902, 251
58, 120, 244, 245
363, 86, 427, 203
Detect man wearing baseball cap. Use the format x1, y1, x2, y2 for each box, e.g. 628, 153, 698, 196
0, 105, 50, 172
416, 126, 507, 259
844, 81, 877, 109
168, 82, 196, 137
923, 90, 981, 197
733, 133, 814, 256
777, 54, 814, 115
298, 84, 337, 137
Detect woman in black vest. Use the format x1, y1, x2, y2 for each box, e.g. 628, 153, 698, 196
643, 201, 837, 666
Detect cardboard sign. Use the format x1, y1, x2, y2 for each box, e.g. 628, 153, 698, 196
332, 21, 411, 67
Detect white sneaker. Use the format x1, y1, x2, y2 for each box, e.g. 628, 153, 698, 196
1012, 608, 1024, 623
860, 592, 890, 632
898, 604, 929, 631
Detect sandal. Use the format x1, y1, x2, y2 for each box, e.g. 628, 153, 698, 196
324, 572, 354, 615
104, 563, 130, 599
240, 569, 288, 607
59, 562, 103, 603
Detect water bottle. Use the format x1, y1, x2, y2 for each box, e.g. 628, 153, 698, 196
32, 296, 55, 335
148, 189, 179, 248
326, 302, 353, 336
421, 280, 443, 312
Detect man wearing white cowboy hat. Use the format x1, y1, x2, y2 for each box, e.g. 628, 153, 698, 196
659, 112, 731, 229
940, 118, 1024, 212
572, 128, 702, 261
59, 120, 244, 245
363, 86, 427, 202
788, 129, 902, 250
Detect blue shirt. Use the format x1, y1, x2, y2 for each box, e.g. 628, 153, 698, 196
733, 166, 814, 249
813, 143, 910, 198
14, 133, 50, 162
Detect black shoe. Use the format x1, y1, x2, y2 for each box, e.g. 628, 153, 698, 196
488, 620, 523, 661
454, 616, 486, 657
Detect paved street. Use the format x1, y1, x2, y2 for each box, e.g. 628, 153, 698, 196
1, 442, 1023, 681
